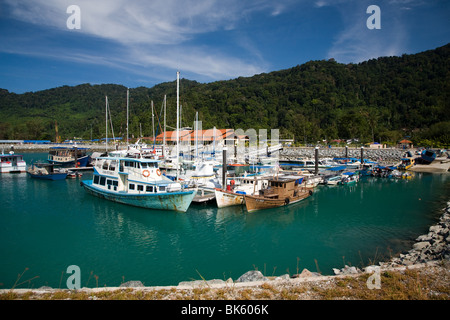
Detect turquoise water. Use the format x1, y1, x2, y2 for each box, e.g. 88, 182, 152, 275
1, 152, 449, 289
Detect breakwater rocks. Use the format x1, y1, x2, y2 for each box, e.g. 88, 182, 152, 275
280, 147, 404, 162
384, 201, 450, 268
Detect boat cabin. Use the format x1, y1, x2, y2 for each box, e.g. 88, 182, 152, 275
92, 157, 182, 195
260, 177, 303, 199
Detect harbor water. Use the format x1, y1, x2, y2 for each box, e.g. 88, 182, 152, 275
1, 152, 449, 289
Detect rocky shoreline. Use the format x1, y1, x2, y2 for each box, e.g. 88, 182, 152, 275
280, 146, 405, 163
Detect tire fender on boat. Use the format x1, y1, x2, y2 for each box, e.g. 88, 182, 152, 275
284, 198, 290, 205
309, 190, 313, 196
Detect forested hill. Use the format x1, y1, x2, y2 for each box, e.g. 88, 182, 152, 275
1, 43, 449, 146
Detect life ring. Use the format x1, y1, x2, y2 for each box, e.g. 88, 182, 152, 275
284, 198, 290, 205
156, 169, 161, 176
142, 170, 150, 177
230, 179, 235, 185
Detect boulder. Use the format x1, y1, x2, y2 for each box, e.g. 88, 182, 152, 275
235, 270, 268, 283
412, 241, 430, 251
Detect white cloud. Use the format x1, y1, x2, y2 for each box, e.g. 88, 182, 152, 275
3, 0, 285, 83
326, 1, 410, 63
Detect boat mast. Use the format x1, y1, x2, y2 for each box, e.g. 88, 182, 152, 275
151, 100, 155, 149
195, 111, 198, 162
126, 88, 129, 145
176, 71, 180, 181
163, 94, 166, 157
105, 96, 108, 152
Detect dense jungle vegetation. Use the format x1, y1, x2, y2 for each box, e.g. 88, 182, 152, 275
0, 43, 449, 147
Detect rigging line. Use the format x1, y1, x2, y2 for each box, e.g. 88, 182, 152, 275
107, 98, 116, 143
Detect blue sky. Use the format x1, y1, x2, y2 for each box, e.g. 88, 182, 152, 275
0, 0, 449, 93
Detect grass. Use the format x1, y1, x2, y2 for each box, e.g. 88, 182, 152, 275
1, 262, 449, 300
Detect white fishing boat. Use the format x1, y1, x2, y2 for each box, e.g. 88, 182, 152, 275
214, 175, 270, 208
0, 150, 26, 173
81, 156, 196, 212
184, 161, 221, 203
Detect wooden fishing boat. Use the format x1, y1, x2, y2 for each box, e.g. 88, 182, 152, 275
244, 176, 312, 212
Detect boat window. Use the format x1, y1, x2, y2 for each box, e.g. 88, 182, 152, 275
135, 162, 141, 169
129, 183, 135, 190
141, 163, 147, 168
109, 160, 117, 171
125, 161, 131, 167
102, 161, 109, 170
99, 177, 106, 186
146, 186, 153, 192
93, 175, 99, 184
159, 186, 166, 192
137, 185, 144, 192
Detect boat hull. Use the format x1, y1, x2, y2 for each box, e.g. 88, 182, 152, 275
214, 188, 245, 208
27, 172, 68, 180
82, 180, 196, 212
244, 190, 312, 212
48, 155, 90, 168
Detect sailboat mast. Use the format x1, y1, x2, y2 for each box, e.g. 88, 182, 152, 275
151, 100, 155, 147
105, 96, 108, 152
126, 88, 129, 145
176, 71, 180, 181
195, 111, 198, 161
163, 94, 166, 157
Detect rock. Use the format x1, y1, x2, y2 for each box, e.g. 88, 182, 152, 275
275, 274, 290, 281
333, 265, 361, 275
413, 241, 430, 251
119, 281, 144, 288
178, 279, 225, 288
297, 268, 321, 278
235, 270, 268, 283
332, 268, 341, 275
364, 265, 380, 273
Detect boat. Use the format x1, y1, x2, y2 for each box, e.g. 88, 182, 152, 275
339, 172, 359, 185
214, 175, 270, 208
398, 158, 415, 170
416, 149, 436, 165
48, 146, 90, 168
325, 174, 343, 185
183, 161, 221, 203
244, 176, 312, 212
81, 156, 197, 212
0, 150, 26, 173
27, 163, 68, 180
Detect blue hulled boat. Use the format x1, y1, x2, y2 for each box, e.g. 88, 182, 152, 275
48, 146, 90, 168
417, 149, 436, 164
81, 156, 196, 212
27, 163, 68, 180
